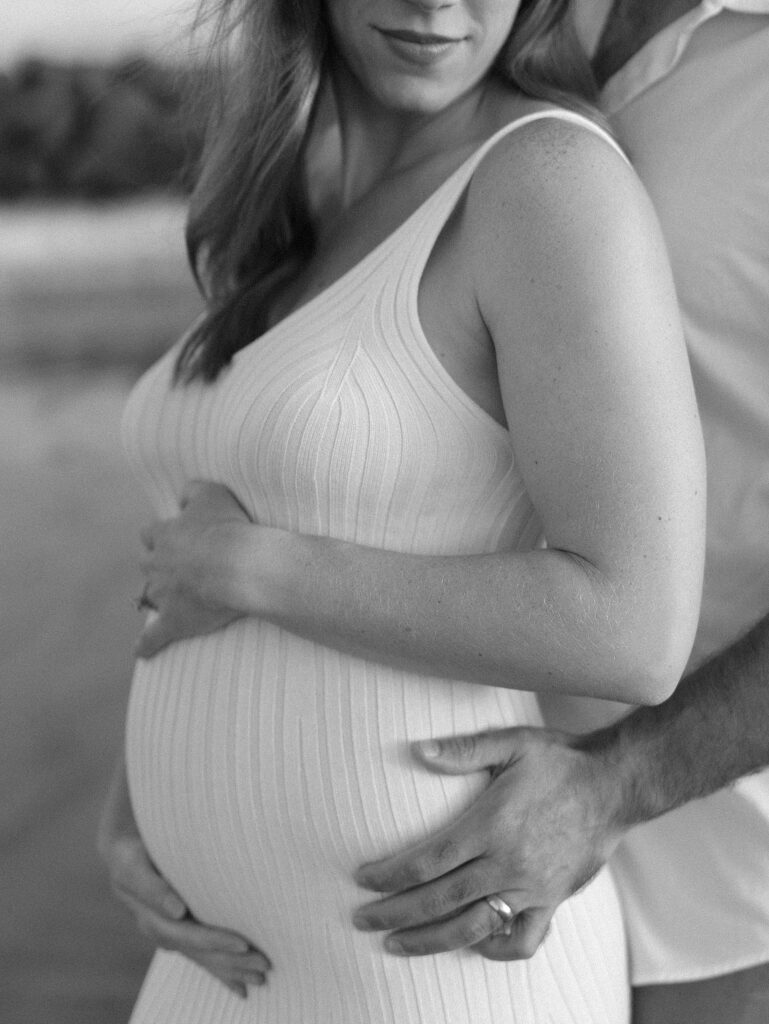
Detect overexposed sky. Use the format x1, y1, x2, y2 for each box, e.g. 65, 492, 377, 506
2, 0, 199, 64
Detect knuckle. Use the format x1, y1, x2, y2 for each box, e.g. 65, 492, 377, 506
446, 874, 475, 907
398, 859, 431, 888
418, 891, 445, 921
432, 837, 458, 869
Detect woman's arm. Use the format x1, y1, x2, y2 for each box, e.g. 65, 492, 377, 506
139, 122, 705, 704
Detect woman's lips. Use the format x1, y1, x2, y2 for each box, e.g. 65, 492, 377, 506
374, 27, 466, 65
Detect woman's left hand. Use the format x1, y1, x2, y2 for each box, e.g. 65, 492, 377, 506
136, 481, 252, 659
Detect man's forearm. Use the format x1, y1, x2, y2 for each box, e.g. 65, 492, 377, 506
351, 615, 769, 959
582, 613, 769, 827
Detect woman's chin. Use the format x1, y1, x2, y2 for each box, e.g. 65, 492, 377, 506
362, 74, 474, 119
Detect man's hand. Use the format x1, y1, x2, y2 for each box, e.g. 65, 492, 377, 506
98, 758, 271, 998
353, 727, 626, 960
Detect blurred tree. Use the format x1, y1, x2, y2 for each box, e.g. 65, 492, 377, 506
68, 78, 187, 195
0, 56, 204, 200
0, 59, 80, 196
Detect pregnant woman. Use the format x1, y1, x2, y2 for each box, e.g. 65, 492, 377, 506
108, 0, 705, 1020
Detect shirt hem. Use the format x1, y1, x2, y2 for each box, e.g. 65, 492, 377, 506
632, 950, 769, 987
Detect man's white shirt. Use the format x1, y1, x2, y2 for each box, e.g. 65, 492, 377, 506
566, 0, 769, 985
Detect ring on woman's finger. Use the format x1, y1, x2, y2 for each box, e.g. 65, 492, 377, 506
134, 586, 157, 612
484, 894, 515, 937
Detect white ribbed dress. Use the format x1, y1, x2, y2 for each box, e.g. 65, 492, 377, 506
123, 112, 630, 1024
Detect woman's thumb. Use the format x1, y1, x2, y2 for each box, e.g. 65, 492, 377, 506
412, 729, 523, 774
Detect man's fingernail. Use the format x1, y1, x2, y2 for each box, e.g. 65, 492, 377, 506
385, 937, 405, 955
226, 938, 251, 954
354, 867, 375, 888
418, 740, 441, 759
352, 912, 374, 931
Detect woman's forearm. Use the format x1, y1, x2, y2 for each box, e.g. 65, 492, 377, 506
225, 523, 691, 704
218, 134, 704, 706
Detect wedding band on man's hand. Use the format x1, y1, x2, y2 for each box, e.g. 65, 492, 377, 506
134, 587, 157, 612
484, 894, 515, 937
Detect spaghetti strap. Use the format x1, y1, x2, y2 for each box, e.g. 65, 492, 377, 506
446, 107, 631, 194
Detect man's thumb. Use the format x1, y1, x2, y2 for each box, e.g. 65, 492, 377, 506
412, 729, 523, 774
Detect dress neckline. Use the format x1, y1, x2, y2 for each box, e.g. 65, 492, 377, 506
233, 108, 610, 364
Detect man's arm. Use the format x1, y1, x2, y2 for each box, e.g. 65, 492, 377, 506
588, 613, 769, 821
352, 613, 769, 959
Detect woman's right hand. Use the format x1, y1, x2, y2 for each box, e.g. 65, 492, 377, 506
98, 758, 271, 999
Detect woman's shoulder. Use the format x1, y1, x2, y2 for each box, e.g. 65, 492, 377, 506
483, 104, 630, 189
465, 102, 649, 257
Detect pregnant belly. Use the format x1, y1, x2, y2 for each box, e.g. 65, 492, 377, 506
125, 618, 541, 948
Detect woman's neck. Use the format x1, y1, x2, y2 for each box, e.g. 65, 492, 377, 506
329, 60, 498, 210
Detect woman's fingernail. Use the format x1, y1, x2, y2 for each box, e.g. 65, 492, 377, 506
385, 937, 405, 955
163, 895, 186, 919
418, 740, 441, 759
225, 938, 251, 954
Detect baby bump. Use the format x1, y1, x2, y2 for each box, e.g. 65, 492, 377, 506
125, 618, 542, 940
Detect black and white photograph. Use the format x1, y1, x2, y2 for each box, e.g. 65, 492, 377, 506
2, 2, 769, 1022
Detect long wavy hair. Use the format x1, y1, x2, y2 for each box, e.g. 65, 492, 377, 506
176, 0, 601, 382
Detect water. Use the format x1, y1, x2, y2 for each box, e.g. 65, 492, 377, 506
2, 0, 195, 65
0, 369, 153, 1023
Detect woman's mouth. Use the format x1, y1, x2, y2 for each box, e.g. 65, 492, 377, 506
374, 27, 466, 65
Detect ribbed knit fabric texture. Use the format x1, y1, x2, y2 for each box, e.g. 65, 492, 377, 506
122, 112, 630, 1023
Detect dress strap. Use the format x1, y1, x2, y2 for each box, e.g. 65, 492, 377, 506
401, 107, 630, 281
471, 108, 628, 170
439, 107, 630, 211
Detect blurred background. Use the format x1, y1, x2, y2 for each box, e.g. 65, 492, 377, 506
2, 2, 206, 1020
